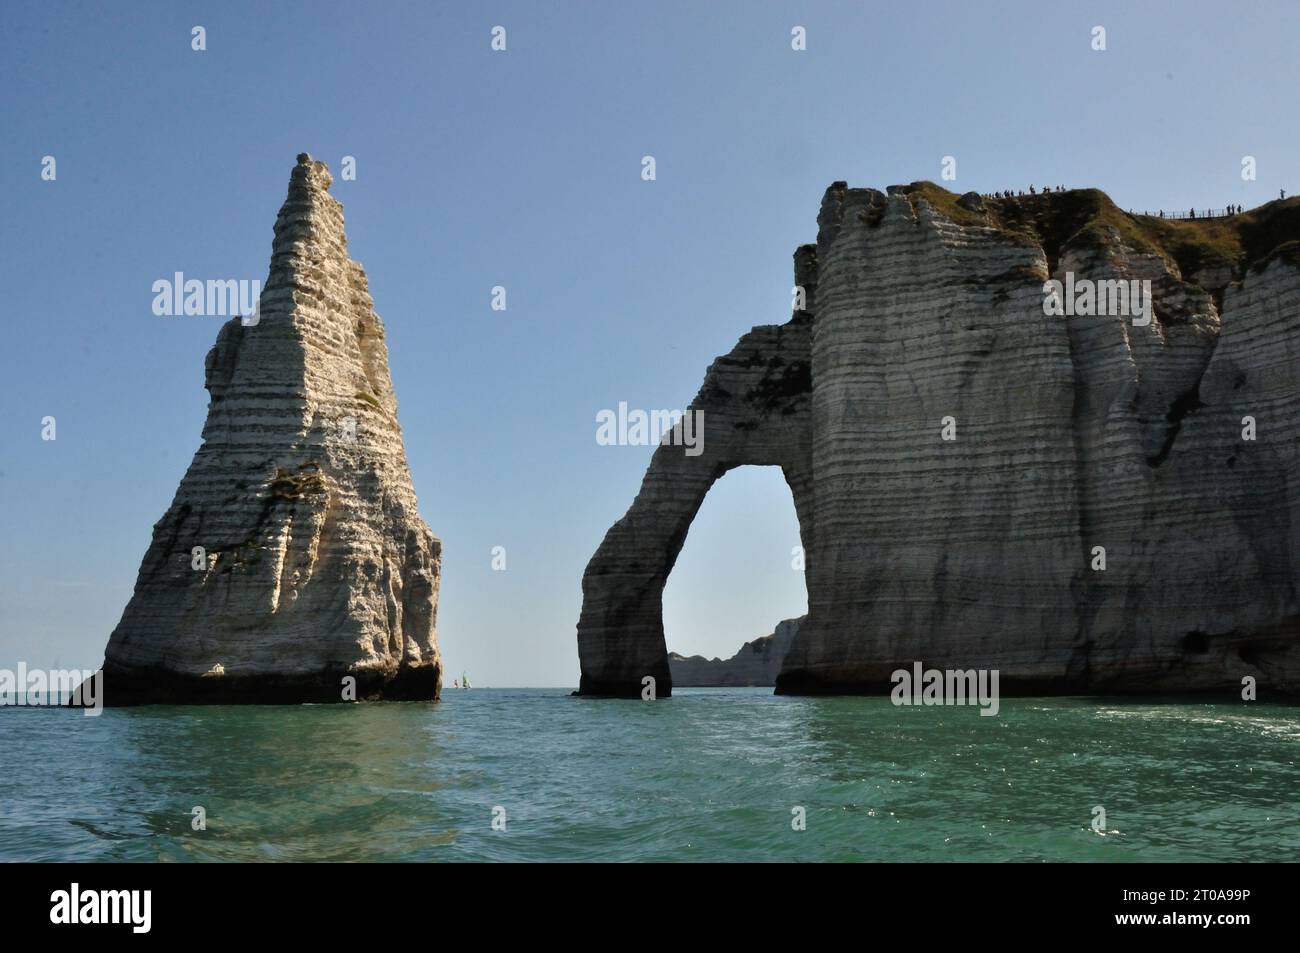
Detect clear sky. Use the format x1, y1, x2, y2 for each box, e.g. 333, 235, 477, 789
2, 1, 1297, 686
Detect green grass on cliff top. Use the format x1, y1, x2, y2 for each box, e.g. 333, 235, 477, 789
903, 181, 1300, 279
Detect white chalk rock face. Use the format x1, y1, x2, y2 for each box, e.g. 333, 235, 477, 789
100, 155, 441, 704
578, 182, 1300, 698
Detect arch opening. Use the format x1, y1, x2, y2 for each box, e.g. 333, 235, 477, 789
575, 311, 815, 697
663, 466, 807, 687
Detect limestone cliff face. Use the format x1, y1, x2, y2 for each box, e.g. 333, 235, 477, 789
669, 617, 802, 687
578, 182, 1300, 698
100, 155, 441, 704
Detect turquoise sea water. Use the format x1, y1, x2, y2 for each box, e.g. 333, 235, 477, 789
1, 688, 1297, 862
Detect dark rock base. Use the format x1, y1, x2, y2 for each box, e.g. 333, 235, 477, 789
774, 668, 1300, 700
73, 663, 442, 707
577, 673, 673, 698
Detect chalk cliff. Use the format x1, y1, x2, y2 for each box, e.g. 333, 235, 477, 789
578, 183, 1300, 698
669, 617, 802, 687
98, 155, 441, 704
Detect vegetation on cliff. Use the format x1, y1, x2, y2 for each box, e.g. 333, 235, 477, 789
902, 180, 1300, 282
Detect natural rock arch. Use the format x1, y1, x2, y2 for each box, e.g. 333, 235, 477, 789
579, 181, 1300, 698
577, 250, 817, 696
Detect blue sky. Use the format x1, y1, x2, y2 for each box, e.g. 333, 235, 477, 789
2, 1, 1297, 686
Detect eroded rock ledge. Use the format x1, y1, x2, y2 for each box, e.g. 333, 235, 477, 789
578, 182, 1300, 698
97, 155, 441, 705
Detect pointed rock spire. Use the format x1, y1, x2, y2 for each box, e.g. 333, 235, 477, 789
99, 154, 441, 704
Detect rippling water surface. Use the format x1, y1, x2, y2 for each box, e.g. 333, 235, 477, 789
1, 689, 1297, 861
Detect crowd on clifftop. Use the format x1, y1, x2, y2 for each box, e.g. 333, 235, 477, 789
983, 185, 1067, 199
978, 187, 1289, 220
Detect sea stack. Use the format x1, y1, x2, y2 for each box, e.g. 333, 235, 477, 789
98, 154, 441, 704
578, 183, 1300, 698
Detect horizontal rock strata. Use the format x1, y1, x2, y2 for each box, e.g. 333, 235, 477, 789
578, 183, 1300, 698
95, 155, 441, 705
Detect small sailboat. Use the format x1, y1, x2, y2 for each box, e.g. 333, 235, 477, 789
462, 672, 471, 690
